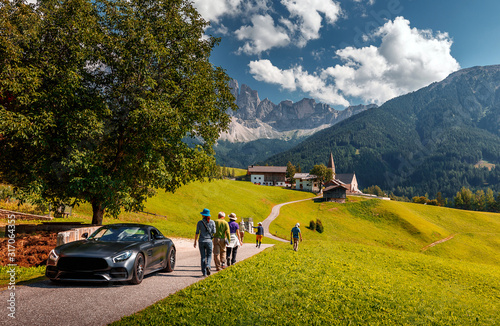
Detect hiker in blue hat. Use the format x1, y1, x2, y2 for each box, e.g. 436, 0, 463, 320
194, 208, 216, 277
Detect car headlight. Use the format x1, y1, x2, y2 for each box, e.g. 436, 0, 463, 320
112, 251, 132, 263
47, 249, 59, 266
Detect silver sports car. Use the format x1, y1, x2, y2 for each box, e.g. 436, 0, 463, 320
46, 223, 176, 284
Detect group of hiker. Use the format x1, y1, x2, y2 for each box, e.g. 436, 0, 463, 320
194, 208, 302, 277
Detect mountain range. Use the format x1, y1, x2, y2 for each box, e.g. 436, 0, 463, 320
262, 65, 500, 199
214, 80, 374, 167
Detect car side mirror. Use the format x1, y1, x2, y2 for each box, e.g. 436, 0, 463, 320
82, 232, 88, 239
154, 234, 165, 240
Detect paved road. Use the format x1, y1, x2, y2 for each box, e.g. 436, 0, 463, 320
261, 196, 318, 242
1, 239, 272, 326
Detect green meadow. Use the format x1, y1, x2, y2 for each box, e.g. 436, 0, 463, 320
114, 242, 499, 325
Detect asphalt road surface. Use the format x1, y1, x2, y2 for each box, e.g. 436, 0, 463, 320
2, 239, 272, 326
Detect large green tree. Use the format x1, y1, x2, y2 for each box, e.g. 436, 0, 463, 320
0, 0, 236, 224
285, 161, 296, 186
309, 164, 333, 192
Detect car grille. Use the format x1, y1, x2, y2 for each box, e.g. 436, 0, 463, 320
57, 257, 108, 271
60, 272, 109, 281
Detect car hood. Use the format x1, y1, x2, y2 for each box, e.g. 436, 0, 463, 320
57, 240, 141, 258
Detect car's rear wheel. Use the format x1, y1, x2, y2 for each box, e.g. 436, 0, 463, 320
129, 253, 145, 285
163, 246, 176, 272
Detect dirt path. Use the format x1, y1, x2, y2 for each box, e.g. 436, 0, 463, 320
1, 239, 271, 326
421, 234, 456, 251
262, 196, 318, 243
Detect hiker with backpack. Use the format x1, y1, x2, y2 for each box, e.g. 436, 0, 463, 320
194, 208, 216, 277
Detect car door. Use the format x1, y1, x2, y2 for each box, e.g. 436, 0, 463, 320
147, 228, 167, 271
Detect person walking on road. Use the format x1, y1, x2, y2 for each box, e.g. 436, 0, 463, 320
291, 223, 302, 251
226, 213, 243, 266
253, 222, 264, 248
213, 211, 230, 271
194, 208, 216, 277
239, 220, 245, 243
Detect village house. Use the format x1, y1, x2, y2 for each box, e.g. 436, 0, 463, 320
247, 153, 360, 195
293, 173, 320, 192
247, 165, 287, 186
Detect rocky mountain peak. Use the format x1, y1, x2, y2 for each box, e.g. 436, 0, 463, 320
222, 80, 376, 142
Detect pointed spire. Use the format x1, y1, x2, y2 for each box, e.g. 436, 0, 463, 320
328, 152, 335, 175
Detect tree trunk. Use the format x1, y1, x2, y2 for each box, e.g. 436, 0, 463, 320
91, 200, 105, 225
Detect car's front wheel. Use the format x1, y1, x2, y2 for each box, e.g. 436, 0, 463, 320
163, 246, 176, 272
129, 253, 145, 285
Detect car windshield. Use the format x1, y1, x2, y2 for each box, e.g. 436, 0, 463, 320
88, 226, 149, 242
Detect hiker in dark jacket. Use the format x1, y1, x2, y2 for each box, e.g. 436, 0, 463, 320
194, 208, 216, 277
252, 222, 264, 248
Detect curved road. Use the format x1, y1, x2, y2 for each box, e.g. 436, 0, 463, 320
261, 196, 318, 242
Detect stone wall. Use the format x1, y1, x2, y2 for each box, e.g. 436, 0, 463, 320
56, 226, 101, 246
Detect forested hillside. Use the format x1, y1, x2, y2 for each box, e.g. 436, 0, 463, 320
263, 65, 500, 199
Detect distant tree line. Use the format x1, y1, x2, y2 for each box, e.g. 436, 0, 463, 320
393, 187, 500, 213
364, 183, 500, 213
212, 165, 236, 179
362, 185, 386, 197
452, 187, 500, 212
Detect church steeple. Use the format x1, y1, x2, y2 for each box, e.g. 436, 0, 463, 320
328, 152, 335, 175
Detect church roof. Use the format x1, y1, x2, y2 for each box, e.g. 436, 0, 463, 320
335, 173, 356, 184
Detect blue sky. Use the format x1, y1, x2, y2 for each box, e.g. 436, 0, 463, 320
193, 0, 500, 109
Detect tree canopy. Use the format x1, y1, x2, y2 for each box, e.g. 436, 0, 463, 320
286, 161, 296, 185
0, 0, 237, 224
309, 164, 333, 192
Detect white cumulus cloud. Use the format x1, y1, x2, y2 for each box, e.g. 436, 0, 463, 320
323, 16, 460, 104
250, 17, 460, 106
235, 14, 291, 55
219, 0, 343, 55
249, 60, 350, 106
281, 0, 342, 46
191, 0, 243, 23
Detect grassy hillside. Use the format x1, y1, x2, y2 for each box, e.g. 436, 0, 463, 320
271, 197, 500, 266
71, 179, 315, 239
